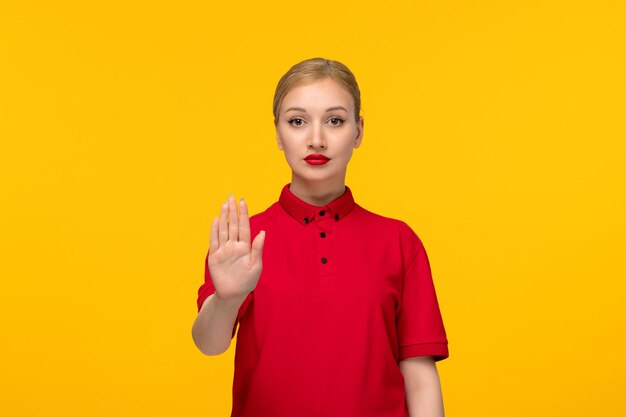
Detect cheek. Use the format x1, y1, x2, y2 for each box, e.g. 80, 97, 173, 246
281, 140, 298, 154
338, 137, 356, 155
279, 139, 300, 160
280, 132, 306, 151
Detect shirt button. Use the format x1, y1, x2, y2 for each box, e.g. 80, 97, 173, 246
320, 232, 326, 238
334, 213, 339, 220
321, 257, 328, 264
319, 210, 325, 216
304, 217, 309, 224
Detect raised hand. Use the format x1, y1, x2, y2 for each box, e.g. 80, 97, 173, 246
208, 194, 266, 302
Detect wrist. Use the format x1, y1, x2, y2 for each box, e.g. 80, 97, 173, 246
214, 291, 249, 308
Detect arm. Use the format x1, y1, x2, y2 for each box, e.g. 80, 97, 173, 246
192, 292, 247, 355
399, 356, 445, 417
191, 194, 265, 356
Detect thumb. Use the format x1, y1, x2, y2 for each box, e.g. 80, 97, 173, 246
250, 230, 266, 265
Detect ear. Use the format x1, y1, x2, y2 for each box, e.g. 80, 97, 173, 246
353, 116, 364, 149
276, 130, 284, 150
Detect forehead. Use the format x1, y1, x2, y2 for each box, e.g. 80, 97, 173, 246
281, 78, 353, 112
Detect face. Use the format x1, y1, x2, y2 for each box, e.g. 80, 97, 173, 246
276, 77, 364, 185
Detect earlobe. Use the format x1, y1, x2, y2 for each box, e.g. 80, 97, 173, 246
276, 134, 283, 150
354, 117, 364, 148
354, 133, 362, 149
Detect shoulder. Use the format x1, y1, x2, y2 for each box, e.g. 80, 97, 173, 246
248, 201, 280, 228
355, 205, 425, 266
355, 204, 424, 245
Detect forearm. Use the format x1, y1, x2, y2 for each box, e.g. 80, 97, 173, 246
405, 380, 444, 417
191, 293, 245, 355
401, 357, 445, 417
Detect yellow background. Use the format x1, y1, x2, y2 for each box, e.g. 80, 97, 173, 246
1, 1, 624, 415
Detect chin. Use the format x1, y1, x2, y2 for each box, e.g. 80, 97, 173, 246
296, 172, 338, 184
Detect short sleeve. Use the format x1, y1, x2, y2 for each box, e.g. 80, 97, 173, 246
196, 250, 253, 339
397, 230, 449, 362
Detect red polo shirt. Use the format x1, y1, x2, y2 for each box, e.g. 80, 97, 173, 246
196, 183, 449, 417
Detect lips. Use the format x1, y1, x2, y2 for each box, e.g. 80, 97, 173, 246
304, 154, 330, 165
304, 154, 330, 161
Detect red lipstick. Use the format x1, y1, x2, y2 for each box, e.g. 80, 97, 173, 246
304, 154, 330, 165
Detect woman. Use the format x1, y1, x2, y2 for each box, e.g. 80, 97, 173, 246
192, 57, 449, 417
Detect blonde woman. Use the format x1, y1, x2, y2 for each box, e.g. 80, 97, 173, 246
192, 57, 449, 417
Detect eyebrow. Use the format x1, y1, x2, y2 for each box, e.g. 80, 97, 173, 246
284, 106, 349, 113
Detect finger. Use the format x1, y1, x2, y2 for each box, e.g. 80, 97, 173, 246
227, 194, 239, 242
218, 200, 228, 247
250, 230, 266, 266
209, 216, 219, 253
238, 198, 251, 244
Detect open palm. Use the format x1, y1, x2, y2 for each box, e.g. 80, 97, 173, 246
208, 195, 265, 301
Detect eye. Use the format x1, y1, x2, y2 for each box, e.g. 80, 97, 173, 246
329, 117, 344, 126
288, 118, 305, 127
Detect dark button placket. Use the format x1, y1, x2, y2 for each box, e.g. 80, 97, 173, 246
314, 209, 334, 278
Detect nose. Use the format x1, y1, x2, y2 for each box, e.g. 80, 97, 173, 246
306, 123, 326, 150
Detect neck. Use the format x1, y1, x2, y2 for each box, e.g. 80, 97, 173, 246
289, 175, 346, 207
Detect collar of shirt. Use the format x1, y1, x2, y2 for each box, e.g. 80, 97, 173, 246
278, 182, 356, 225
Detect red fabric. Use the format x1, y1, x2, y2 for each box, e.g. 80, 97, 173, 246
197, 183, 449, 417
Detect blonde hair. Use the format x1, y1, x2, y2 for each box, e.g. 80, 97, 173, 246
273, 57, 361, 126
